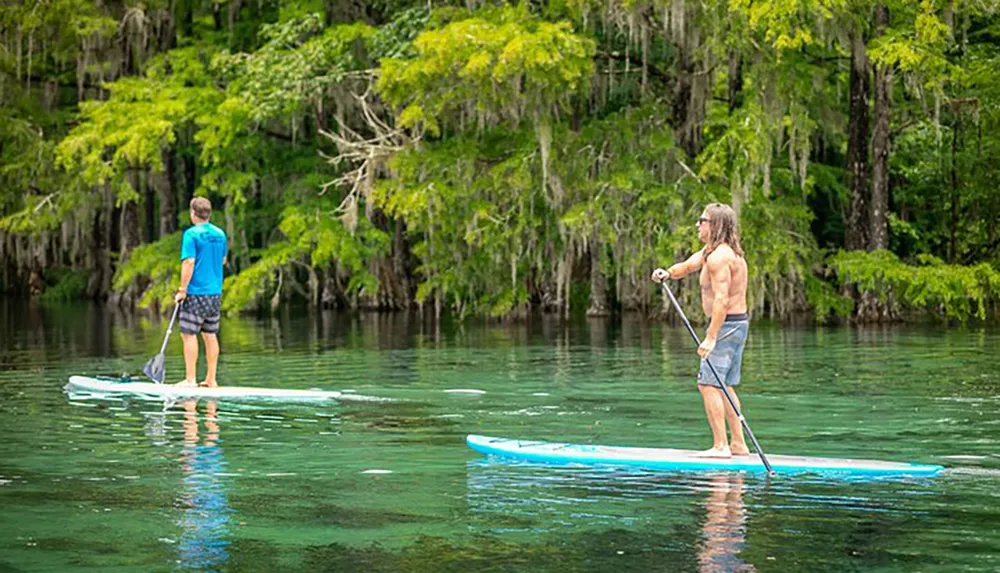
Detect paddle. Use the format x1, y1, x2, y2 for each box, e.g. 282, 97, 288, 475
658, 281, 775, 475
142, 304, 180, 384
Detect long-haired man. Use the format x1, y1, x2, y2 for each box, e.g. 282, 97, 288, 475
652, 203, 750, 458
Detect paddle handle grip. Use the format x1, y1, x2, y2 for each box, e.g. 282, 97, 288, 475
659, 281, 775, 476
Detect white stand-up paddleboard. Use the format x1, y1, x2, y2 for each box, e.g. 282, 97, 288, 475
66, 375, 342, 402
467, 435, 944, 477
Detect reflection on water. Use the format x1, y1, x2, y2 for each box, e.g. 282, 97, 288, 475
3, 298, 1000, 572
698, 474, 754, 573
465, 461, 758, 569
177, 400, 232, 571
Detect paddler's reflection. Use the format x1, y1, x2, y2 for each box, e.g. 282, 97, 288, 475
177, 399, 232, 570
698, 474, 755, 573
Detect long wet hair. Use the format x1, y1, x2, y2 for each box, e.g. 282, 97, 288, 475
703, 203, 743, 257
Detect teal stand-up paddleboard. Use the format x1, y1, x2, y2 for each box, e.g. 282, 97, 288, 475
466, 435, 944, 477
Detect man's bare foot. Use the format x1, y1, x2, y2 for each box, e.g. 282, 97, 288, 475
175, 380, 197, 387
730, 444, 751, 456
200, 380, 218, 388
692, 446, 732, 459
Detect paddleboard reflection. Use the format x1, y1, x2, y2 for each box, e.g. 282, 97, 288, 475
465, 460, 755, 571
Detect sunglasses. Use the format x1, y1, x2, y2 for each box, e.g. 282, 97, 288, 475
697, 217, 712, 225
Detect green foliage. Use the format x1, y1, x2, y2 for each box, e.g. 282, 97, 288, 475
223, 240, 303, 313
377, 6, 595, 135
369, 7, 431, 59
3, 0, 1000, 321
55, 47, 221, 210
113, 233, 183, 309
699, 101, 775, 199
39, 268, 90, 302
868, 0, 952, 82
829, 250, 1000, 321
740, 197, 818, 315
805, 273, 854, 323
0, 111, 71, 233
223, 204, 389, 312
57, 78, 179, 188
375, 133, 539, 316
730, 0, 841, 50
213, 15, 375, 124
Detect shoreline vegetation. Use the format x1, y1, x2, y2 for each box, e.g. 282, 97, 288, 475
2, 2, 999, 324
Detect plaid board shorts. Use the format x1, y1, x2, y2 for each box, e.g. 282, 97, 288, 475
179, 295, 222, 335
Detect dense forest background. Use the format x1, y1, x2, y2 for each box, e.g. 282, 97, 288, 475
2, 0, 1000, 322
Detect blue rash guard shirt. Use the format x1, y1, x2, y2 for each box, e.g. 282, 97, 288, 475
180, 223, 228, 295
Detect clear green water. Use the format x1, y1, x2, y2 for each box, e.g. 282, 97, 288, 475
2, 300, 999, 572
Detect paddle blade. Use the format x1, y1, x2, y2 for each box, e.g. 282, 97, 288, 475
143, 354, 166, 384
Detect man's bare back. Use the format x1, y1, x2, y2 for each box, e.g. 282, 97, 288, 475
699, 244, 748, 317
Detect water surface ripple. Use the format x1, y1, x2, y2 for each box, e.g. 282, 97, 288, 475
1, 302, 998, 572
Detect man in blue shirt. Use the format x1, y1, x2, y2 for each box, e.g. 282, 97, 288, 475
175, 198, 228, 387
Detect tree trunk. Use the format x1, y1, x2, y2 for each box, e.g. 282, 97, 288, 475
143, 170, 156, 243
671, 0, 703, 158
845, 28, 871, 251
120, 200, 141, 265
158, 149, 179, 236
117, 197, 142, 306
391, 217, 412, 309
728, 50, 743, 114
183, 127, 196, 208
326, 0, 368, 25
673, 46, 696, 156
212, 1, 223, 31
587, 236, 610, 316
869, 5, 891, 251
87, 187, 113, 298
307, 265, 320, 308
950, 113, 960, 263
158, 0, 177, 51
180, 0, 194, 38
373, 211, 408, 310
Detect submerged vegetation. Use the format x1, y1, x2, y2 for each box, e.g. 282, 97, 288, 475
2, 0, 999, 322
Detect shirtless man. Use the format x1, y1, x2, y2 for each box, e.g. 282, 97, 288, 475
651, 203, 750, 458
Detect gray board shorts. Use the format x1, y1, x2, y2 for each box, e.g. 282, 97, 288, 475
697, 314, 749, 388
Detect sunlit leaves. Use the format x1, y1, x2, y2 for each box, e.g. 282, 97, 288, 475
56, 47, 221, 205
377, 7, 595, 134
730, 0, 845, 50
830, 250, 1000, 321
112, 233, 183, 309
56, 78, 180, 193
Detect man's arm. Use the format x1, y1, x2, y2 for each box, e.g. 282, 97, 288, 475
668, 250, 705, 279
176, 258, 195, 303
698, 251, 732, 358
651, 249, 705, 282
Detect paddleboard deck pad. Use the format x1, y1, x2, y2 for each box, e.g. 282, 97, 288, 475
466, 435, 943, 476
66, 375, 343, 402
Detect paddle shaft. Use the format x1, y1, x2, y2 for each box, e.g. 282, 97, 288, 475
659, 282, 775, 475
159, 304, 180, 354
